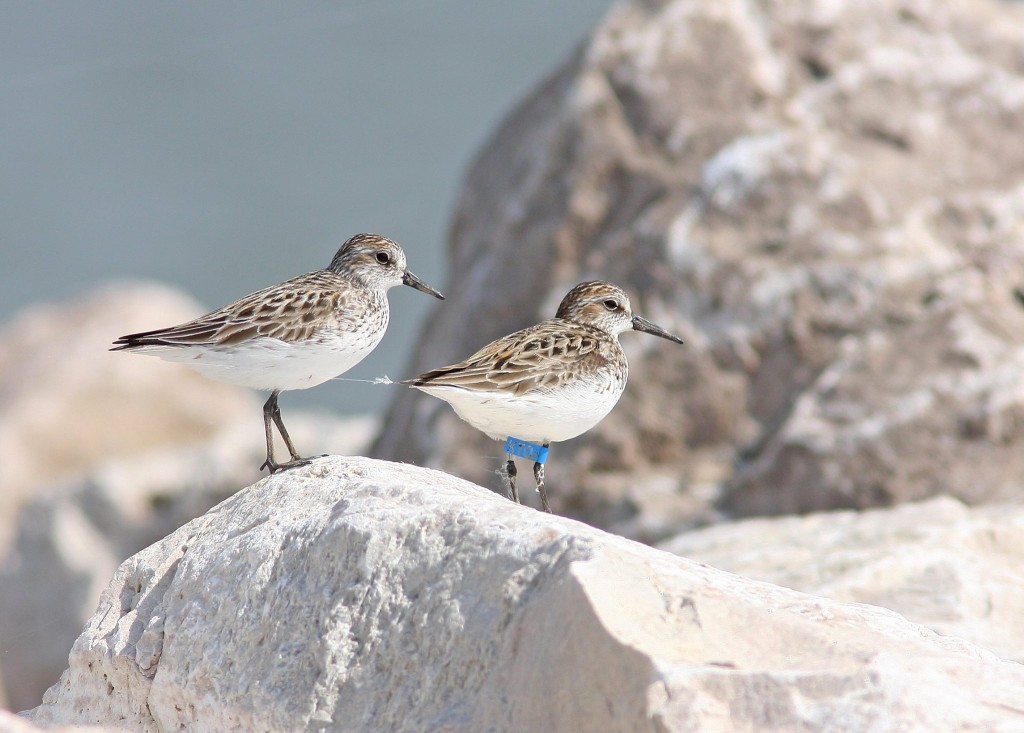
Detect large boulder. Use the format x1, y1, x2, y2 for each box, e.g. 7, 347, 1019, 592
25, 457, 1024, 731
372, 0, 1024, 525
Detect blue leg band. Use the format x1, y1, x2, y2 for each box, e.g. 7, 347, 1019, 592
503, 437, 549, 464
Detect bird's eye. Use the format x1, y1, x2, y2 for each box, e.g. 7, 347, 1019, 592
603, 299, 618, 310
375, 252, 391, 265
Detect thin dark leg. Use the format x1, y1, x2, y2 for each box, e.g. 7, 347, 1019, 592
260, 392, 279, 472
270, 395, 303, 462
506, 456, 519, 504
260, 391, 310, 473
534, 446, 551, 513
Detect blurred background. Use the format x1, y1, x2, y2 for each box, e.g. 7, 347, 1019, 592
6, 0, 1024, 719
1, 0, 612, 413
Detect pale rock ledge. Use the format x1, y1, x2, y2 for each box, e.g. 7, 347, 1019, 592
24, 457, 1024, 732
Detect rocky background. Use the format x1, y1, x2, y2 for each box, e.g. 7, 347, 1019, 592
4, 0, 1024, 727
373, 0, 1024, 535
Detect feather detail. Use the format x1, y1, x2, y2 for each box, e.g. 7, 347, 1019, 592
111, 271, 366, 350
404, 318, 623, 396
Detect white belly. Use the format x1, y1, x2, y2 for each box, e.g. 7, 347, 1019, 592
416, 378, 626, 443
135, 329, 384, 391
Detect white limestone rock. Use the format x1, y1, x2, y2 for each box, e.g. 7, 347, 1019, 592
0, 709, 122, 733
660, 496, 1024, 663
26, 458, 1024, 731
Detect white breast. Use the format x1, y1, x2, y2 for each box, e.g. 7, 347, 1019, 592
416, 376, 626, 443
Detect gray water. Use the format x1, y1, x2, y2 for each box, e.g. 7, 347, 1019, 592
0, 0, 612, 413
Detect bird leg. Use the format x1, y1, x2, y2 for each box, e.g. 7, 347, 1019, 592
270, 395, 304, 462
260, 391, 310, 473
534, 449, 551, 513
260, 392, 279, 472
505, 456, 519, 504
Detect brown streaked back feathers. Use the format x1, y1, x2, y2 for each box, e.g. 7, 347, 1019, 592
111, 270, 361, 350
404, 319, 620, 396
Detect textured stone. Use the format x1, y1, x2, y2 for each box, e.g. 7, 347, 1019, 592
0, 282, 256, 550
0, 415, 374, 713
26, 457, 1024, 732
372, 0, 1024, 525
0, 709, 121, 733
660, 496, 1024, 663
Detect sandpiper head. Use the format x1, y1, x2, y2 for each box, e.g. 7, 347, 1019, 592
328, 233, 444, 299
555, 281, 684, 344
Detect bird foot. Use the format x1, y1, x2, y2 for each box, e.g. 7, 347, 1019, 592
260, 457, 313, 474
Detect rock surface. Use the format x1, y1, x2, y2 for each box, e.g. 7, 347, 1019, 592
0, 282, 256, 550
26, 457, 1024, 732
372, 0, 1024, 524
660, 496, 1024, 663
0, 709, 121, 733
0, 413, 375, 714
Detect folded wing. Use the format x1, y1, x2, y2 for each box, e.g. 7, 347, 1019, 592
405, 320, 606, 396
111, 272, 345, 350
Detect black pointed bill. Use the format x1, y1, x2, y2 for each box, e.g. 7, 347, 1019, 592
402, 270, 445, 300
632, 314, 684, 344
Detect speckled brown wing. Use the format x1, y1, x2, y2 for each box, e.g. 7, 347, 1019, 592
112, 271, 353, 349
405, 319, 616, 396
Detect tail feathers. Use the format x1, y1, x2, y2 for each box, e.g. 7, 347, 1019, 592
401, 365, 464, 387
111, 328, 194, 351
111, 321, 222, 351
111, 331, 172, 351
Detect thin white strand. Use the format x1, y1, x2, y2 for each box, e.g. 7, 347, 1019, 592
327, 375, 395, 385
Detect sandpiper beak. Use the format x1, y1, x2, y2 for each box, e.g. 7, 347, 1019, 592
402, 271, 445, 300
632, 314, 684, 344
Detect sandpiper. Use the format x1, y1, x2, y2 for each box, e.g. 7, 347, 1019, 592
405, 280, 683, 512
112, 233, 443, 473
